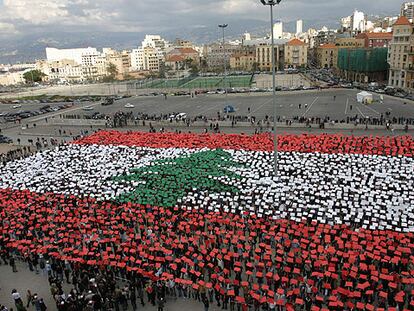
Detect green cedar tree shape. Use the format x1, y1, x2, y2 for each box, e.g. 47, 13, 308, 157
113, 149, 242, 207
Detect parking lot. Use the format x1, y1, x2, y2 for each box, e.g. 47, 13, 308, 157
63, 89, 414, 122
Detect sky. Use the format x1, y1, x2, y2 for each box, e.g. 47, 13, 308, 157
0, 0, 400, 37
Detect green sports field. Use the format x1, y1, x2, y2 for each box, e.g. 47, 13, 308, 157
139, 75, 253, 89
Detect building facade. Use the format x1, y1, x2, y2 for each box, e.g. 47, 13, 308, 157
356, 32, 393, 48
45, 47, 99, 65
338, 48, 389, 83
284, 39, 308, 68
255, 43, 284, 72
388, 16, 413, 89
229, 50, 256, 71
401, 2, 414, 22
316, 43, 339, 69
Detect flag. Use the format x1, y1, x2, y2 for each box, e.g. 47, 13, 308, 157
1, 131, 412, 230
0, 131, 413, 307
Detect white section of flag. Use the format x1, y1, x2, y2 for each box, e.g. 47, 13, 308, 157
0, 144, 413, 232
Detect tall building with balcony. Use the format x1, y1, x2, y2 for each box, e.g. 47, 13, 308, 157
284, 39, 308, 68
388, 16, 413, 89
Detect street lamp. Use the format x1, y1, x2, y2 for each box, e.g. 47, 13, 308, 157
218, 24, 228, 99
260, 0, 282, 176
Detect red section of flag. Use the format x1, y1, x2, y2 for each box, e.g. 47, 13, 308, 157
0, 188, 413, 307
73, 131, 414, 156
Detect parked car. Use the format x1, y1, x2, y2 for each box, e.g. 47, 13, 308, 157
0, 135, 13, 143
223, 105, 235, 113
175, 113, 187, 120
82, 106, 94, 111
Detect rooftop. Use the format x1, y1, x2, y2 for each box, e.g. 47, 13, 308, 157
393, 16, 411, 26
287, 38, 306, 46
319, 43, 337, 49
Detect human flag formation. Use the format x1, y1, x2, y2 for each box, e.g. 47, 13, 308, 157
0, 131, 413, 310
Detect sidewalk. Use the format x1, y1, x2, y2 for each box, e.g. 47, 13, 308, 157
0, 261, 215, 311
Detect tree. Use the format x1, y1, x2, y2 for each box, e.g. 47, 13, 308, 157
107, 63, 118, 79
113, 149, 243, 206
251, 62, 259, 73
23, 70, 46, 83
190, 64, 200, 76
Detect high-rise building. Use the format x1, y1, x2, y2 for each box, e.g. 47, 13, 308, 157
388, 16, 413, 89
388, 15, 414, 90
352, 10, 365, 32
296, 20, 303, 35
273, 21, 283, 39
401, 2, 414, 22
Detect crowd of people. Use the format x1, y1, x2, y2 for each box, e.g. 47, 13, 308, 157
59, 108, 414, 132
0, 131, 413, 311
0, 146, 35, 166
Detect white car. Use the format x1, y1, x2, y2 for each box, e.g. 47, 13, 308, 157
12, 105, 22, 109
124, 103, 135, 108
82, 106, 94, 111
176, 113, 187, 120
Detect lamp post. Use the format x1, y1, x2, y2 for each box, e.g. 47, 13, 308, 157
218, 24, 228, 99
260, 0, 282, 176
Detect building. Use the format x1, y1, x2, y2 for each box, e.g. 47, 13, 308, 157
335, 37, 365, 48
131, 46, 162, 73
106, 51, 131, 76
316, 43, 339, 69
143, 47, 160, 72
204, 43, 242, 71
255, 42, 285, 72
296, 20, 303, 35
229, 49, 256, 71
284, 39, 308, 68
173, 39, 193, 48
165, 48, 200, 71
352, 10, 366, 32
142, 35, 168, 61
337, 48, 389, 83
388, 16, 413, 89
131, 48, 144, 71
401, 2, 414, 22
273, 21, 283, 39
0, 70, 29, 86
314, 29, 337, 47
42, 59, 82, 82
356, 32, 393, 48
45, 47, 99, 65
242, 33, 251, 42
341, 16, 352, 31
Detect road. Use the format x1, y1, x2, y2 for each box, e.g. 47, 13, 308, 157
47, 89, 414, 121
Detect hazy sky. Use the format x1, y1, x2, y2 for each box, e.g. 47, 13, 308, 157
0, 0, 400, 36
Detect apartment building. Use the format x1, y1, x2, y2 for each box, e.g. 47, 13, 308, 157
388, 16, 413, 89
284, 39, 308, 68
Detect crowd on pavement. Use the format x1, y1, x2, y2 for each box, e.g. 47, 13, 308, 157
0, 132, 413, 311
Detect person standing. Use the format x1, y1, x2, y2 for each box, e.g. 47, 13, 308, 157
130, 286, 137, 311
26, 290, 33, 308
157, 296, 165, 311
202, 296, 210, 311
11, 289, 26, 311
10, 256, 17, 272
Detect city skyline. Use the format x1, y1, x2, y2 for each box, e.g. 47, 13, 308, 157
0, 0, 399, 39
